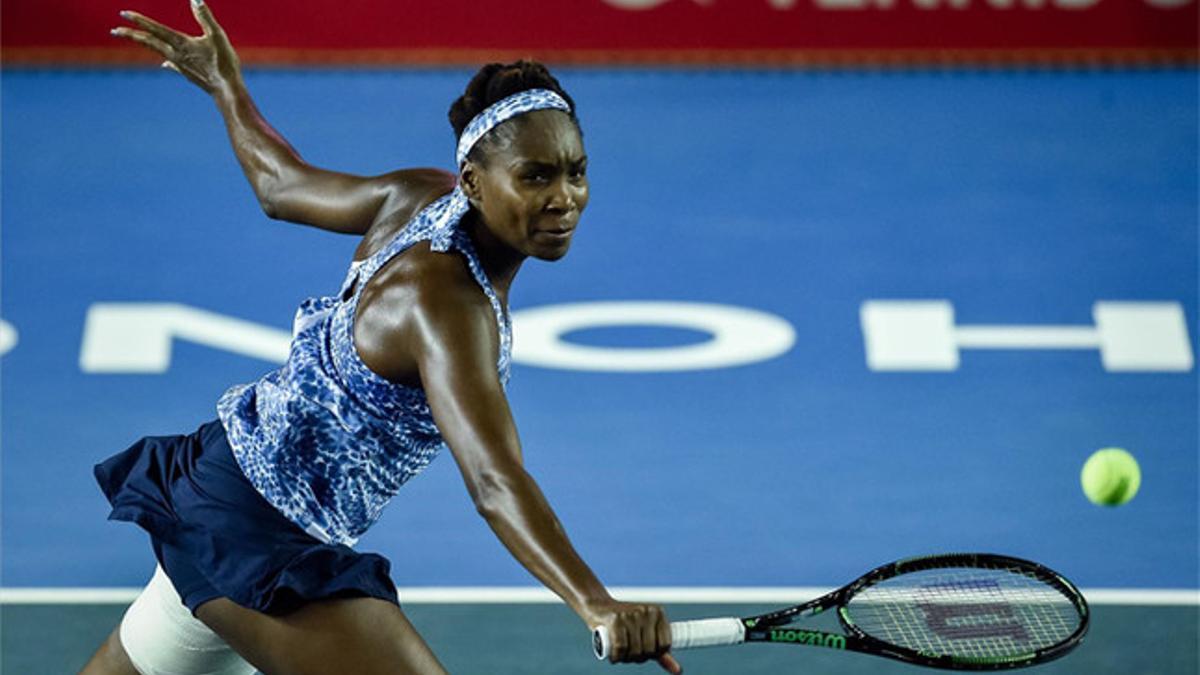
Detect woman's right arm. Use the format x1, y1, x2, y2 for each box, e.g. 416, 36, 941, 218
352, 255, 680, 673
113, 1, 451, 235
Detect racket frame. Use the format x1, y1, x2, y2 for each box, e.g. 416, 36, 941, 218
742, 552, 1090, 670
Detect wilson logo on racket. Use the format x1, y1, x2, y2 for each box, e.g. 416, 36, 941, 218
767, 629, 846, 649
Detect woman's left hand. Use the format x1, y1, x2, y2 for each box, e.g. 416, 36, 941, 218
111, 1, 242, 96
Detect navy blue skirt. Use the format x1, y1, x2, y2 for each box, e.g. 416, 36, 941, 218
95, 420, 398, 615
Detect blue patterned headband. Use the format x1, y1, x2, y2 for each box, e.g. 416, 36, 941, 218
456, 88, 573, 166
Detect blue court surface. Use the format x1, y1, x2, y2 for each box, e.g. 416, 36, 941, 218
2, 68, 1197, 672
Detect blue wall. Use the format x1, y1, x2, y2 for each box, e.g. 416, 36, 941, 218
2, 69, 1196, 590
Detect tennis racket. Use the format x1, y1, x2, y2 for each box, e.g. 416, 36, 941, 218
593, 553, 1088, 670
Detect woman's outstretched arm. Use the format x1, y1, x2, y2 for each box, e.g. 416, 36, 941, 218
112, 1, 452, 235
357, 254, 681, 674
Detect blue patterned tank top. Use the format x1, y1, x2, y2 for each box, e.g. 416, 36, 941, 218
217, 194, 512, 546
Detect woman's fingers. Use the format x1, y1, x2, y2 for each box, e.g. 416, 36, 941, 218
628, 616, 646, 663
610, 606, 673, 664
591, 602, 678, 668
657, 652, 683, 674
112, 11, 190, 63
111, 27, 175, 59
656, 608, 672, 655
120, 11, 185, 46
639, 611, 658, 661
191, 0, 224, 40
606, 624, 626, 663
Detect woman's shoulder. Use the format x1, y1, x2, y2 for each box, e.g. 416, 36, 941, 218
356, 169, 456, 260
381, 168, 457, 220
369, 240, 485, 307
354, 242, 497, 380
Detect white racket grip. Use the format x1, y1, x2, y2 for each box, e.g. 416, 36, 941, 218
671, 617, 747, 649
593, 617, 745, 660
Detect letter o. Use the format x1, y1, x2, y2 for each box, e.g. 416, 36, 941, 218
511, 301, 795, 372
0, 319, 17, 356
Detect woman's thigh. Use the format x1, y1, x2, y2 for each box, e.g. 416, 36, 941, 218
196, 596, 448, 675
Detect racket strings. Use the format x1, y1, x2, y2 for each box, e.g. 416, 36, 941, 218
844, 564, 1082, 662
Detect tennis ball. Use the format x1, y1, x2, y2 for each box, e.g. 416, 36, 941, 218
1080, 448, 1141, 506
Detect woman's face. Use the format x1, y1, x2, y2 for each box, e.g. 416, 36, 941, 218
462, 110, 589, 261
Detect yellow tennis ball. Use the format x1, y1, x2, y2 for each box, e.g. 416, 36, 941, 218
1080, 448, 1141, 506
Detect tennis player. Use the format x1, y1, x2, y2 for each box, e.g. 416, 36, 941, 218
83, 2, 681, 674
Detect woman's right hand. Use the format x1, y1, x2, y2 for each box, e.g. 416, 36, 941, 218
111, 1, 241, 95
585, 598, 682, 674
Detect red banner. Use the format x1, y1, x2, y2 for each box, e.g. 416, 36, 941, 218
3, 0, 1196, 66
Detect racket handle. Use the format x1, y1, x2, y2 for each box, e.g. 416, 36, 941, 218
593, 617, 745, 660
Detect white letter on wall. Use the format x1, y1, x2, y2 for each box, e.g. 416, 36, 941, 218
861, 300, 1195, 372
80, 303, 290, 373
512, 301, 795, 372
0, 319, 18, 357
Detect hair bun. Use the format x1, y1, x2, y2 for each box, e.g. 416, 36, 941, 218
448, 61, 576, 141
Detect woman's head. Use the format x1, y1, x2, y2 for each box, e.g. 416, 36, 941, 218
449, 61, 588, 261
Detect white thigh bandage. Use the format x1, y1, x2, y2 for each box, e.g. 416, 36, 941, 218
119, 565, 256, 675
